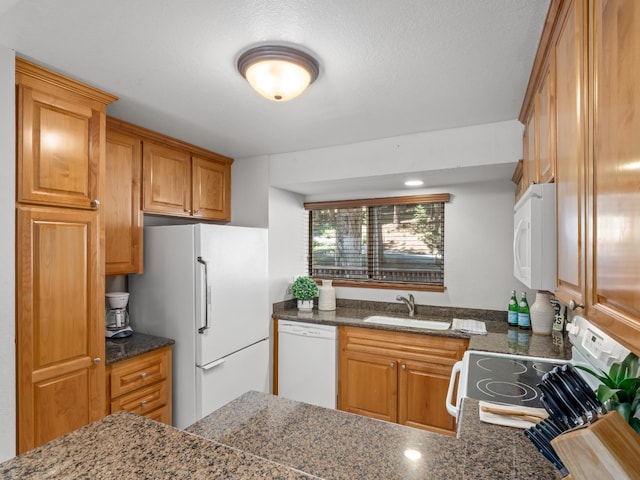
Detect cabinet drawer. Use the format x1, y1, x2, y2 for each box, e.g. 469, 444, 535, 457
110, 349, 170, 397
111, 380, 169, 415
144, 404, 172, 424
340, 326, 468, 365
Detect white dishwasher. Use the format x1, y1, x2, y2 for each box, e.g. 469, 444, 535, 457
277, 321, 337, 409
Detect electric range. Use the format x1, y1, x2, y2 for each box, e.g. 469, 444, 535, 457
445, 315, 630, 420
445, 350, 569, 418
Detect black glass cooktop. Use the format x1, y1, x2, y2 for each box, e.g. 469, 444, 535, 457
465, 353, 568, 408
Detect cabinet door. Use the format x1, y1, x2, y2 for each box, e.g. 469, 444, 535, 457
536, 58, 556, 183
338, 350, 397, 423
17, 83, 103, 209
398, 359, 456, 435
142, 142, 191, 216
588, 0, 640, 351
192, 156, 231, 221
524, 111, 536, 188
555, 0, 587, 309
105, 129, 143, 274
16, 205, 104, 453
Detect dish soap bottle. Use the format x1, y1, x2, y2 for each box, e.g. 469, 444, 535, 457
518, 292, 531, 330
507, 290, 519, 326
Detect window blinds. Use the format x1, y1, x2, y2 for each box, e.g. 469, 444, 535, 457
305, 195, 448, 286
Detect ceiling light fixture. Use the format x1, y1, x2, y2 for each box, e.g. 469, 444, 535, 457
404, 180, 424, 187
237, 45, 320, 102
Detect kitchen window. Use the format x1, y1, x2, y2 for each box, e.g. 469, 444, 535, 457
304, 194, 449, 292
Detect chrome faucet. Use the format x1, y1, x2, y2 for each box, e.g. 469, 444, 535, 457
396, 294, 415, 317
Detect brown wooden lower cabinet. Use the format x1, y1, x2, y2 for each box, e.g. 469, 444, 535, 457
338, 326, 468, 435
106, 346, 172, 425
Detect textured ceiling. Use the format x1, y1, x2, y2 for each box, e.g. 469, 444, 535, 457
0, 0, 549, 159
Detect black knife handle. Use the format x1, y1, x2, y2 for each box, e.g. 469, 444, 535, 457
561, 364, 606, 415
538, 384, 572, 429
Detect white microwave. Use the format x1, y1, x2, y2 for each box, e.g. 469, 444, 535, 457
513, 183, 556, 291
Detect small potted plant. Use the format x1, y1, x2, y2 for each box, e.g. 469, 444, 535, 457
577, 352, 640, 435
291, 276, 318, 312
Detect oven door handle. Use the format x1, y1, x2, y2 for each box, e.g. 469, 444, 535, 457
446, 360, 464, 419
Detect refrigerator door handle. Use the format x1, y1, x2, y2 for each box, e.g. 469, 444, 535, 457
198, 358, 225, 371
197, 256, 210, 334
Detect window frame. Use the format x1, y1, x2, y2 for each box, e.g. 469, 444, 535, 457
304, 194, 449, 292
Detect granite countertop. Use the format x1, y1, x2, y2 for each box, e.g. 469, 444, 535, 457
274, 300, 571, 360
1, 392, 562, 479
186, 391, 562, 479
0, 411, 316, 480
457, 398, 562, 479
187, 391, 465, 479
105, 332, 175, 365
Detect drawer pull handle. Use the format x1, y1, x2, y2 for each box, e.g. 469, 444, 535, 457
389, 362, 395, 368
401, 364, 406, 370
141, 400, 148, 407
140, 372, 148, 379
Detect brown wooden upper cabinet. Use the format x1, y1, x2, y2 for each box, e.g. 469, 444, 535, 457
554, 0, 586, 313
16, 60, 115, 210
143, 146, 231, 221
143, 142, 192, 216
521, 0, 640, 354
106, 118, 233, 223
105, 123, 143, 275
517, 5, 560, 201
586, 0, 640, 353
142, 136, 232, 221
104, 118, 233, 274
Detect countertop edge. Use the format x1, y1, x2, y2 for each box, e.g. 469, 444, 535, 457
105, 332, 175, 365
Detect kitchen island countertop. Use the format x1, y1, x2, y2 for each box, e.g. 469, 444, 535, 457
0, 409, 316, 479
0, 391, 562, 479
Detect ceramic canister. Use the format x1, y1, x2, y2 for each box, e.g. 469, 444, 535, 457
318, 280, 336, 311
530, 291, 555, 335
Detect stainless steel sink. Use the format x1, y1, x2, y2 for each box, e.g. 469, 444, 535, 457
363, 315, 451, 330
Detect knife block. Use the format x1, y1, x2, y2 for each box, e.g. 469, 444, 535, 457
551, 411, 640, 480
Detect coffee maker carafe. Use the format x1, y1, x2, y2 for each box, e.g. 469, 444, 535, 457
105, 292, 133, 338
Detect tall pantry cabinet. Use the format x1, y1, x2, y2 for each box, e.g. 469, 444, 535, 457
15, 58, 117, 453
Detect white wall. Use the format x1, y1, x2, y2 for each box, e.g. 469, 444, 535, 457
270, 120, 522, 188
267, 187, 307, 305
267, 179, 522, 311
0, 44, 15, 461
230, 154, 269, 228
263, 120, 528, 311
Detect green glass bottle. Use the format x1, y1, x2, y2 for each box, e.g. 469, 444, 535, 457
507, 290, 519, 326
518, 292, 531, 330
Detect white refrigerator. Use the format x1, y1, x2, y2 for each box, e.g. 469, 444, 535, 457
128, 224, 269, 429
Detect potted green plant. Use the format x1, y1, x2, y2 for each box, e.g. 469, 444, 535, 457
576, 352, 640, 435
291, 276, 318, 312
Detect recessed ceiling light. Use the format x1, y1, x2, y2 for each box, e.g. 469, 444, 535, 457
237, 45, 320, 101
404, 180, 424, 187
